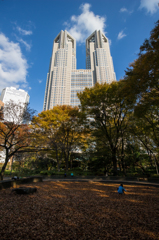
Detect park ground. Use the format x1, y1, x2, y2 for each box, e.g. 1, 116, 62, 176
0, 181, 159, 240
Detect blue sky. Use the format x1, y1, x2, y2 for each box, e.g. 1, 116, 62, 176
0, 0, 159, 113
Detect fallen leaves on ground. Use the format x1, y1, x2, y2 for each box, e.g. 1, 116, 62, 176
0, 181, 159, 240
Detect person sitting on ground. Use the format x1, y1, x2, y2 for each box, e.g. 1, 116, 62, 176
117, 184, 127, 194
71, 173, 74, 177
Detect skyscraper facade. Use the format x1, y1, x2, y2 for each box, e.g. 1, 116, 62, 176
43, 30, 116, 110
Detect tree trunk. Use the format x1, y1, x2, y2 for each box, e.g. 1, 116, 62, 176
0, 160, 8, 181
55, 147, 60, 172
0, 150, 9, 181
65, 157, 68, 171
121, 137, 126, 176
64, 150, 70, 171
120, 155, 126, 176
57, 161, 60, 172
70, 155, 72, 170
148, 151, 153, 167
7, 155, 13, 171
136, 162, 148, 175
9, 156, 14, 173
112, 151, 117, 176
153, 155, 159, 175
121, 159, 126, 176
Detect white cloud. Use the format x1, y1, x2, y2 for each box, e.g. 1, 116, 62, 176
120, 7, 133, 14
120, 7, 128, 12
65, 3, 106, 43
16, 26, 32, 35
18, 38, 31, 51
117, 30, 127, 40
15, 36, 31, 51
0, 33, 28, 92
38, 80, 42, 83
139, 0, 159, 14
108, 39, 112, 46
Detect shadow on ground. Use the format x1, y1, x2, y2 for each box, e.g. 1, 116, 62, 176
0, 182, 159, 239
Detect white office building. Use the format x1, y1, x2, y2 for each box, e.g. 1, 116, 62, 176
43, 30, 116, 110
0, 87, 30, 123
0, 87, 30, 162
0, 87, 29, 105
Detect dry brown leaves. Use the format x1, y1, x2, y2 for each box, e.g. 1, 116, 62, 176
0, 181, 159, 240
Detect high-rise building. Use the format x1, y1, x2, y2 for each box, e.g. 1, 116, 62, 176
43, 30, 116, 110
0, 87, 30, 162
0, 87, 30, 105
0, 87, 30, 122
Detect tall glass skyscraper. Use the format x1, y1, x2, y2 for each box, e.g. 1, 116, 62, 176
43, 30, 116, 110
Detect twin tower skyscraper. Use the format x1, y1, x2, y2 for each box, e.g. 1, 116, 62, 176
43, 30, 116, 110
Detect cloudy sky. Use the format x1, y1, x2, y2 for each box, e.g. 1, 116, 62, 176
0, 0, 159, 113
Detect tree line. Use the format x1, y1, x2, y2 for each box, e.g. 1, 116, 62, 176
0, 20, 158, 180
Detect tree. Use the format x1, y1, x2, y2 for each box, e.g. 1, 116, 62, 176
121, 20, 159, 174
123, 20, 159, 112
128, 114, 159, 175
78, 81, 134, 175
0, 101, 35, 180
87, 136, 112, 175
31, 105, 86, 171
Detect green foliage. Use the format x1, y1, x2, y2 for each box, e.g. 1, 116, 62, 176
40, 170, 55, 175
124, 20, 159, 112
78, 81, 134, 175
4, 170, 14, 175
3, 22, 158, 178
0, 101, 35, 180
31, 105, 88, 172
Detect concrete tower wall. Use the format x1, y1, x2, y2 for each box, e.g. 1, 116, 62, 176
44, 30, 116, 110
86, 30, 116, 85
43, 30, 76, 110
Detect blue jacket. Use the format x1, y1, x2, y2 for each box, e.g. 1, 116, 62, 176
117, 186, 126, 194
